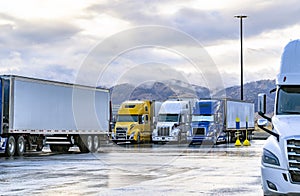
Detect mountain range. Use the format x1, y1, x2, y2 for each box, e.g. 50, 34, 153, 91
110, 79, 276, 114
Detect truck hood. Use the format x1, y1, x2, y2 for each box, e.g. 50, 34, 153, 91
115, 122, 137, 127
156, 122, 177, 128
272, 115, 300, 138
114, 122, 138, 131
191, 121, 210, 127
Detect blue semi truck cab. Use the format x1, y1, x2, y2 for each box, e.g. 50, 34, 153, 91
187, 99, 254, 145
187, 100, 226, 144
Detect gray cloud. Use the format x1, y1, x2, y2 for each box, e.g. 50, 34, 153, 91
0, 12, 83, 82
87, 0, 165, 25
8, 18, 80, 45
14, 21, 81, 44
245, 0, 300, 36
86, 0, 300, 43
1, 0, 298, 89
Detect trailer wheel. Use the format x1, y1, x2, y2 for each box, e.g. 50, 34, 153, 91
5, 136, 16, 157
93, 136, 99, 152
16, 136, 25, 156
87, 135, 93, 152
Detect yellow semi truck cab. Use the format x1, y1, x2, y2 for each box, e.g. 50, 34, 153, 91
111, 100, 160, 144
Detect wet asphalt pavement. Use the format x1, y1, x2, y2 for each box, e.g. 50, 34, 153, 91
0, 140, 265, 195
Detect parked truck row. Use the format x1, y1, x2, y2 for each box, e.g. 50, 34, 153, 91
0, 75, 255, 157
112, 98, 255, 145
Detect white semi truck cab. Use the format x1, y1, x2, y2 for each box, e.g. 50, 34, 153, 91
152, 100, 191, 143
258, 40, 300, 195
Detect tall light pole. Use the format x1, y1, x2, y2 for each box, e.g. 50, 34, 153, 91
235, 15, 247, 101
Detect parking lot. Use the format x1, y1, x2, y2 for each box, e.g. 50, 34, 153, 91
0, 140, 265, 195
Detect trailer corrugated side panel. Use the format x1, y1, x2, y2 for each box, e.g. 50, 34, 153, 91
226, 100, 254, 129
10, 77, 109, 132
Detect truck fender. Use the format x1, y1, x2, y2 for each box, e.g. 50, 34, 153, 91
134, 130, 141, 143
263, 136, 286, 169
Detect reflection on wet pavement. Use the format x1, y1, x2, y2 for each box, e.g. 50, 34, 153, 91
0, 140, 265, 195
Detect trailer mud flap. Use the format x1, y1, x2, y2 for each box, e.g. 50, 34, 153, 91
0, 137, 7, 153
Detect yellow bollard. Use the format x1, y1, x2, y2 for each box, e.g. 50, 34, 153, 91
243, 130, 251, 146
235, 131, 242, 146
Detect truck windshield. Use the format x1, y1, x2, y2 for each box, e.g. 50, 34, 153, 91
117, 115, 140, 122
158, 114, 179, 122
192, 115, 214, 122
277, 86, 300, 115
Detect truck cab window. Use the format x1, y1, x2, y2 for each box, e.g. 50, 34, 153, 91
277, 86, 300, 114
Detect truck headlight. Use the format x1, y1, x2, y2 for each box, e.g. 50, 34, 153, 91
187, 130, 192, 137
208, 124, 215, 131
207, 131, 214, 137
130, 131, 135, 137
262, 149, 280, 166
171, 129, 179, 136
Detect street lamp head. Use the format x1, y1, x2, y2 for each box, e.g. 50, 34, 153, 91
234, 15, 247, 19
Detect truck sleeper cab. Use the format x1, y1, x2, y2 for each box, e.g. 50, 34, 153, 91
152, 100, 191, 143
112, 100, 160, 144
258, 40, 300, 195
187, 100, 225, 145
188, 99, 254, 145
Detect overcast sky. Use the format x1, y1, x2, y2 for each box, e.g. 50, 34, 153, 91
0, 0, 299, 90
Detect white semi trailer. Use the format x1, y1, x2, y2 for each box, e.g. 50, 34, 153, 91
0, 75, 110, 156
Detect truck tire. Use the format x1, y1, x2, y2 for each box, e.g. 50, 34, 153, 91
93, 136, 99, 152
86, 135, 93, 152
16, 136, 26, 156
5, 136, 16, 157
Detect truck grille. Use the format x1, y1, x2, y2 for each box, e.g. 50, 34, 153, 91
193, 128, 205, 136
158, 127, 170, 136
287, 139, 300, 183
116, 127, 127, 138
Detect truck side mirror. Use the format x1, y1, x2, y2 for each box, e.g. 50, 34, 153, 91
142, 114, 148, 124
258, 93, 272, 122
257, 119, 268, 127
258, 93, 266, 115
